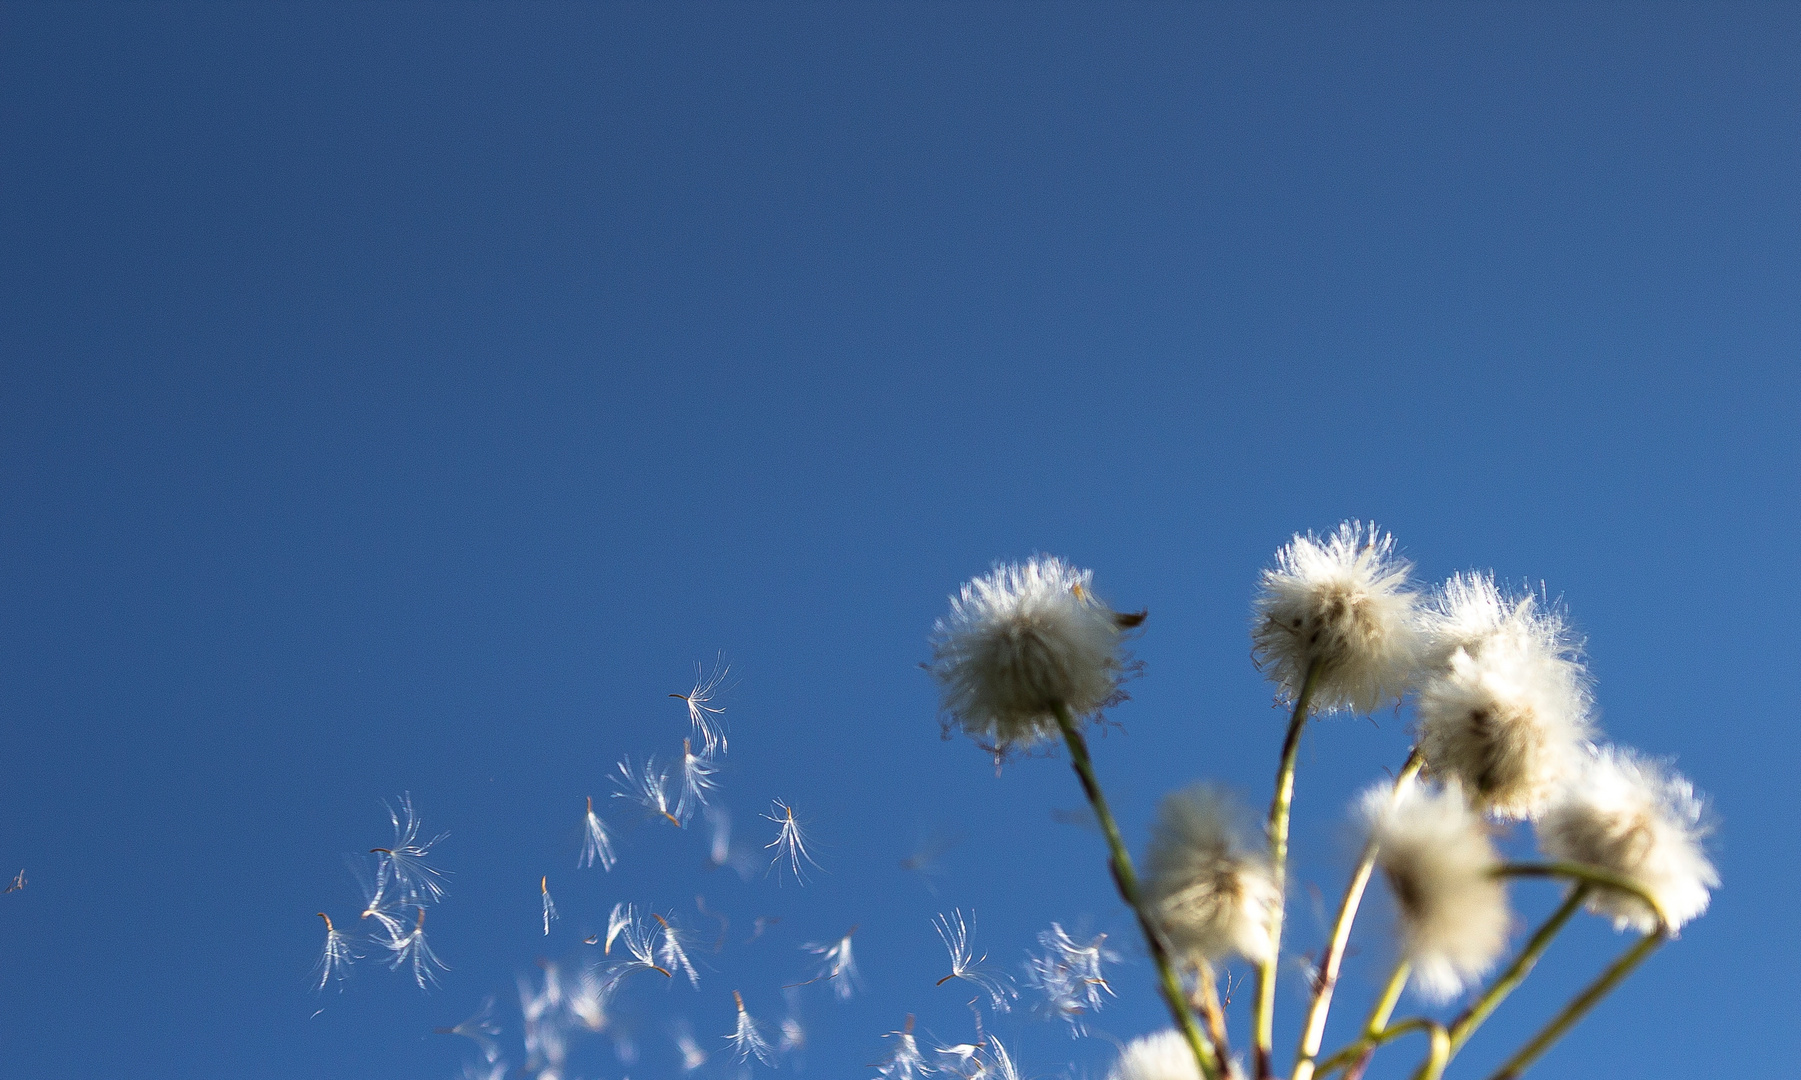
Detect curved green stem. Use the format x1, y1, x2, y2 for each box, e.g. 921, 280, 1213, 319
1484, 931, 1666, 1080
1407, 1022, 1451, 1080
1054, 705, 1221, 1080
1310, 961, 1409, 1080
1448, 885, 1590, 1053
1291, 749, 1425, 1080
1255, 661, 1320, 1079
1315, 1017, 1441, 1080
1364, 960, 1411, 1037
1493, 863, 1669, 932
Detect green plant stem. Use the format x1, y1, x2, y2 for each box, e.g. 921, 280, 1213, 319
1054, 704, 1221, 1080
1365, 960, 1411, 1036
1447, 886, 1590, 1054
1493, 863, 1669, 931
1483, 931, 1666, 1080
1310, 961, 1409, 1080
1255, 661, 1320, 1079
1315, 1017, 1440, 1080
1407, 1022, 1452, 1080
1291, 748, 1425, 1080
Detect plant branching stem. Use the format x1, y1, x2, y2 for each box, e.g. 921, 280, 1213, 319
1055, 705, 1221, 1080
1483, 931, 1666, 1080
1291, 748, 1425, 1080
1493, 863, 1669, 932
1315, 1017, 1442, 1080
1447, 886, 1590, 1053
1255, 661, 1320, 1079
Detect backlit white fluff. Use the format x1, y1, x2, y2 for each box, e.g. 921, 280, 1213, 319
1252, 522, 1424, 714
1538, 746, 1717, 933
1365, 781, 1509, 1002
930, 556, 1131, 754
1108, 1029, 1204, 1080
1143, 785, 1281, 965
1416, 578, 1593, 819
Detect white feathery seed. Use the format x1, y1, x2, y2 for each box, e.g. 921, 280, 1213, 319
933, 908, 1017, 1011
1251, 522, 1424, 714
725, 990, 775, 1066
1416, 575, 1593, 819
1107, 1029, 1204, 1080
1143, 785, 1282, 965
313, 913, 358, 991
1364, 780, 1510, 1003
1538, 745, 1717, 933
578, 797, 616, 871
930, 556, 1135, 755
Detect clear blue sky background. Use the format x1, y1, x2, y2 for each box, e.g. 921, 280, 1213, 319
2, 4, 1796, 1078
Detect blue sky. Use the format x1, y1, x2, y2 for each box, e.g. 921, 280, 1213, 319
2, 4, 1796, 1078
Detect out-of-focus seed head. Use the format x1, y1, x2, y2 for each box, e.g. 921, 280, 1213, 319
1143, 784, 1281, 965
930, 556, 1133, 756
1538, 745, 1717, 933
1364, 780, 1510, 1003
1108, 1030, 1205, 1080
1252, 522, 1424, 715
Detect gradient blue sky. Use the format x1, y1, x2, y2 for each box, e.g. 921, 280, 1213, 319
2, 4, 1796, 1078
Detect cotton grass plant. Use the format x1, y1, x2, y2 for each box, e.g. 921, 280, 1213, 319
312, 523, 1713, 1080
929, 530, 1715, 1080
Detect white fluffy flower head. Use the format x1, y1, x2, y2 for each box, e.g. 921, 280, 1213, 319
930, 556, 1133, 755
1108, 1029, 1204, 1080
1252, 522, 1424, 714
1539, 746, 1717, 933
1364, 780, 1510, 1003
1143, 785, 1281, 965
1416, 576, 1593, 819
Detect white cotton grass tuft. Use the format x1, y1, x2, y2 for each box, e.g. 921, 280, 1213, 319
1142, 784, 1282, 965
1415, 574, 1594, 819
1107, 1029, 1204, 1080
930, 556, 1136, 756
1251, 522, 1424, 715
1364, 780, 1510, 1003
1538, 745, 1717, 933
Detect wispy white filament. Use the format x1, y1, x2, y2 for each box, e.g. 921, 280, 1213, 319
1364, 780, 1510, 1002
1539, 745, 1717, 933
1143, 785, 1281, 965
372, 793, 449, 906
932, 908, 1016, 1011
1022, 923, 1115, 1036
802, 928, 862, 1001
762, 799, 820, 884
313, 913, 358, 992
726, 990, 775, 1066
673, 658, 731, 758
1252, 522, 1424, 714
930, 556, 1132, 755
578, 797, 616, 871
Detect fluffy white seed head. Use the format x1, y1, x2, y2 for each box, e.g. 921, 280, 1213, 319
1416, 580, 1593, 819
1144, 785, 1281, 965
930, 556, 1133, 755
1252, 522, 1424, 714
1538, 746, 1717, 933
1364, 780, 1510, 1002
1108, 1030, 1204, 1080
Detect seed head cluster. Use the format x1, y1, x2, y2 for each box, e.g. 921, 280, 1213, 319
1539, 746, 1717, 933
1252, 521, 1424, 715
1416, 575, 1593, 819
1364, 780, 1510, 1002
1143, 785, 1281, 965
930, 556, 1133, 755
